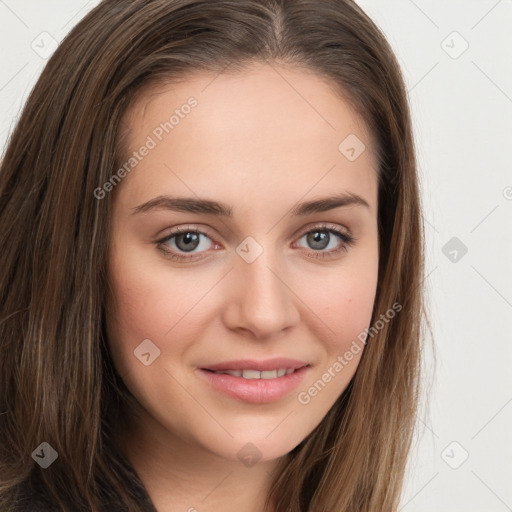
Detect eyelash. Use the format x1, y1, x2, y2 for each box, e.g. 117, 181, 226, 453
155, 223, 356, 262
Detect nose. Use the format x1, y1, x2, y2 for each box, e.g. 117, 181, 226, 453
222, 248, 300, 339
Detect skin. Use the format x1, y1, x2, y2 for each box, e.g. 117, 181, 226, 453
106, 62, 379, 512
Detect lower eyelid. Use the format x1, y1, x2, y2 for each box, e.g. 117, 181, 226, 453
157, 226, 354, 259
296, 229, 354, 252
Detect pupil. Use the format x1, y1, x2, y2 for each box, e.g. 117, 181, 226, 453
177, 232, 199, 252
308, 231, 328, 250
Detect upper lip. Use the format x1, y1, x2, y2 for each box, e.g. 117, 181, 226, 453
200, 358, 310, 372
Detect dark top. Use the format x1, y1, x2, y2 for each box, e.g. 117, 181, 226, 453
12, 483, 157, 512
12, 489, 156, 512
10, 496, 56, 512
9, 453, 158, 512
12, 482, 157, 512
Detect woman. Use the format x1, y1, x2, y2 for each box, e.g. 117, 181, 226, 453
0, 0, 429, 510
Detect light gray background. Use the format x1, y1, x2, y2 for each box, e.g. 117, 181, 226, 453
1, 1, 511, 510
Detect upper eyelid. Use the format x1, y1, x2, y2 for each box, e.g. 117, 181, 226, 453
156, 222, 353, 247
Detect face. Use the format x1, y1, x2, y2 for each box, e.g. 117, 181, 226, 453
106, 62, 379, 465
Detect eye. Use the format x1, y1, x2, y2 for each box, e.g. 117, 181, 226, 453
156, 225, 217, 262
155, 223, 356, 262
294, 223, 356, 260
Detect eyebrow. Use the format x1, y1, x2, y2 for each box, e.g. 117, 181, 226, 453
131, 192, 370, 217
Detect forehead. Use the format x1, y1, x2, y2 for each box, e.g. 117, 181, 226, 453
116, 62, 378, 214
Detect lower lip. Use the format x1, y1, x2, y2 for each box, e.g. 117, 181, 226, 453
197, 366, 310, 404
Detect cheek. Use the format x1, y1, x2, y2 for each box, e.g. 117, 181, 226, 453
294, 264, 377, 412
108, 245, 205, 339
306, 258, 378, 353
106, 254, 185, 374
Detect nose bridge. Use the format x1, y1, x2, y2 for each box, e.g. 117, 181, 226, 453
225, 239, 299, 337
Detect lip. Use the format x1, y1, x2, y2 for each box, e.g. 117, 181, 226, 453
197, 364, 311, 404
200, 358, 309, 372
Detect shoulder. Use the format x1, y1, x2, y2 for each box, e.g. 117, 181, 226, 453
6, 449, 156, 512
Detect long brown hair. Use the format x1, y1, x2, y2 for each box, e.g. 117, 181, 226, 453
0, 1, 431, 510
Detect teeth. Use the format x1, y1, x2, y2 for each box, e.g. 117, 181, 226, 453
242, 369, 261, 379
213, 368, 297, 379
223, 370, 242, 377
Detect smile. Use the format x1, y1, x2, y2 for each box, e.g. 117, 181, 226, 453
197, 365, 311, 403
206, 368, 297, 379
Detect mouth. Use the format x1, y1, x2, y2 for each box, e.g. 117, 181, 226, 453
202, 366, 309, 379
197, 360, 312, 403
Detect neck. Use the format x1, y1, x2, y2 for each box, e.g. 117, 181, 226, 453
117, 405, 284, 512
